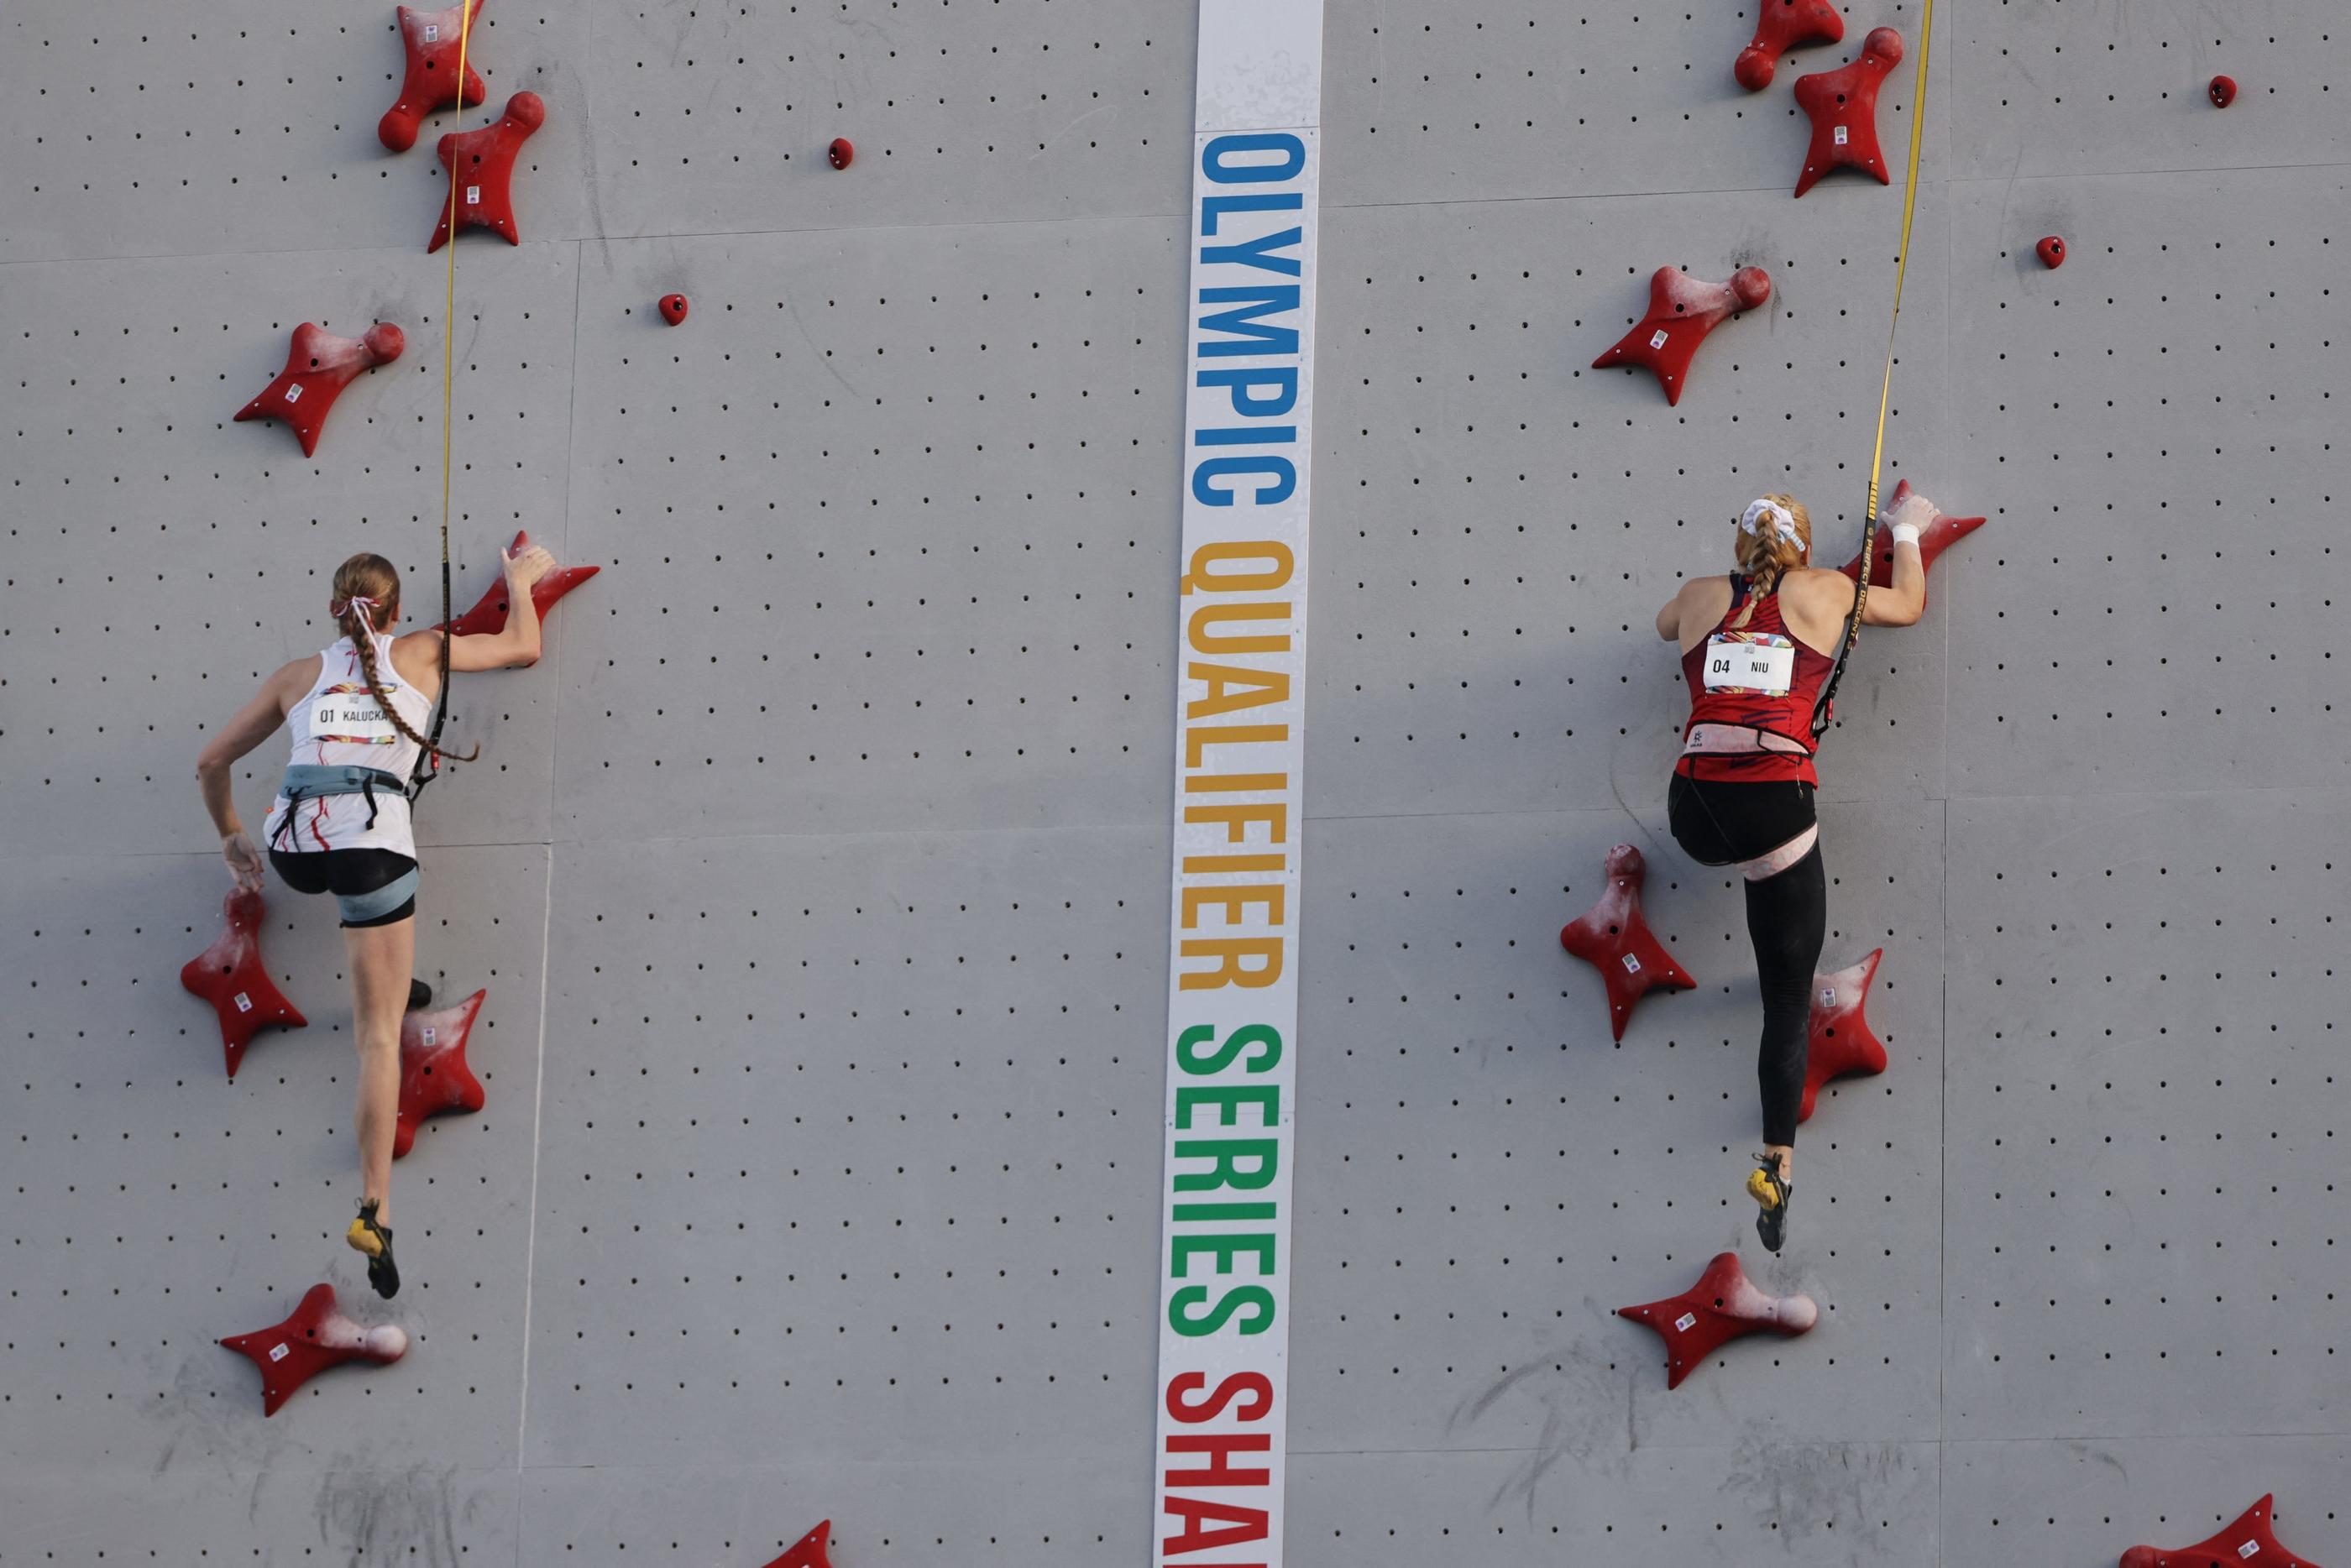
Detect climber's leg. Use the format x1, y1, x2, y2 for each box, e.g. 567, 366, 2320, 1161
1743, 839, 1825, 1250
344, 915, 412, 1223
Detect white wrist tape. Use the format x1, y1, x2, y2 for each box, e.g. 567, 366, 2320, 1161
1890, 521, 1922, 546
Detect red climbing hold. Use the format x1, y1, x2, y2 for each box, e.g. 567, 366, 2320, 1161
2122, 1495, 2321, 1568
1838, 479, 1985, 606
1617, 1252, 1817, 1390
233, 322, 406, 458
1590, 265, 1772, 406
658, 293, 689, 326
828, 138, 855, 170
181, 887, 308, 1081
427, 91, 546, 252
219, 1283, 408, 1416
442, 529, 599, 640
1560, 844, 1697, 1041
1799, 948, 1888, 1123
393, 989, 487, 1159
761, 1520, 836, 1568
1736, 0, 1845, 91
2208, 75, 2238, 109
379, 1, 488, 153
2036, 234, 2068, 269
1791, 27, 1905, 197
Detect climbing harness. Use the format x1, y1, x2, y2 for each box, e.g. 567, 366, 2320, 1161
409, 0, 474, 804
1812, 0, 1935, 740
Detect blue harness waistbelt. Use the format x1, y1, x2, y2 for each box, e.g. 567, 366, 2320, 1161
270, 763, 411, 847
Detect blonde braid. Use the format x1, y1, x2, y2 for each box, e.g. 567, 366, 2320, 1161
331, 555, 478, 766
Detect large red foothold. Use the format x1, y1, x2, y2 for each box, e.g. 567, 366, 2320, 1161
394, 989, 487, 1159
379, 2, 488, 153
761, 1520, 835, 1568
1837, 479, 1985, 607
2122, 1496, 2320, 1568
428, 91, 546, 252
2207, 75, 2238, 109
1799, 948, 1888, 1123
2036, 234, 2068, 269
219, 1283, 408, 1416
1736, 0, 1846, 91
1560, 844, 1698, 1041
1791, 27, 1905, 197
657, 292, 689, 326
1617, 1252, 1817, 1389
1589, 265, 1772, 406
827, 138, 855, 170
233, 322, 406, 458
442, 529, 600, 640
181, 887, 308, 1080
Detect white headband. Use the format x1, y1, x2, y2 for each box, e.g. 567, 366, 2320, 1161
1739, 498, 1801, 544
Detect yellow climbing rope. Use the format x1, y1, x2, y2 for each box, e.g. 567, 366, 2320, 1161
1854, 0, 1935, 629
418, 0, 474, 791
1820, 0, 1935, 729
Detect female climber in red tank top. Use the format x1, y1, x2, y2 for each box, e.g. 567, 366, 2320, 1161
193, 544, 557, 1297
1653, 489, 1939, 1251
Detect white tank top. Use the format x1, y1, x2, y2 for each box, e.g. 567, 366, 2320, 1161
263, 635, 436, 856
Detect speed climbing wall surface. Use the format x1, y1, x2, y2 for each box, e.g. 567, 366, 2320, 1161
2, 0, 2347, 1563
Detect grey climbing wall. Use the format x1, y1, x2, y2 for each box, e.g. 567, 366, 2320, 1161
2, 2, 2345, 1565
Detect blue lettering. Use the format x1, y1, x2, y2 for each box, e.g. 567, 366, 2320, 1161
1196, 286, 1300, 358
1201, 191, 1303, 236
1196, 367, 1298, 419
1202, 226, 1302, 279
1202, 133, 1306, 185
1192, 456, 1297, 508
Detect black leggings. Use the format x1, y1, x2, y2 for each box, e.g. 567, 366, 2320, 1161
1667, 774, 1826, 1147
268, 847, 418, 928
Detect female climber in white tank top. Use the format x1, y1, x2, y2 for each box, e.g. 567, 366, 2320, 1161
195, 544, 556, 1298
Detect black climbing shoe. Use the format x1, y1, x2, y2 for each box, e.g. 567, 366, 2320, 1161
1746, 1153, 1792, 1254
406, 978, 432, 1012
347, 1198, 400, 1299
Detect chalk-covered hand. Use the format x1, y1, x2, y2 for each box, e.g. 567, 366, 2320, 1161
502, 542, 555, 590
222, 831, 266, 892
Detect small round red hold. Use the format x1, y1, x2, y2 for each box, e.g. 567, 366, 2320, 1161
2208, 75, 2237, 108
657, 294, 689, 327
828, 138, 855, 170
2035, 235, 2066, 269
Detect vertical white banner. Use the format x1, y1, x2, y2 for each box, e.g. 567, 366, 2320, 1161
1152, 3, 1322, 1565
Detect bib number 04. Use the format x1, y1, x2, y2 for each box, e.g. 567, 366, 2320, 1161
1703, 632, 1795, 696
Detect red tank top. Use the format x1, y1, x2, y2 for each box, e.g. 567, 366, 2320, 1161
1677, 573, 1835, 784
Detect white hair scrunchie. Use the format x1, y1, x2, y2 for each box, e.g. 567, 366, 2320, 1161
1739, 498, 1801, 543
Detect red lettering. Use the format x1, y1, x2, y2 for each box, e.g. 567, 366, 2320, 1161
1165, 1431, 1271, 1487
1165, 1370, 1275, 1424
1163, 1496, 1270, 1556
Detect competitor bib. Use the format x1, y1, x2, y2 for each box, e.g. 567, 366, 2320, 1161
1702, 631, 1795, 696
312, 683, 399, 745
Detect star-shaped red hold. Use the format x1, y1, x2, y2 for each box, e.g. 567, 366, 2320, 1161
1560, 844, 1697, 1041
1736, 0, 1845, 91
219, 1282, 408, 1416
442, 530, 600, 639
1590, 266, 1772, 406
1791, 27, 1905, 197
428, 91, 546, 252
2122, 1495, 2321, 1568
233, 322, 406, 458
1799, 948, 1888, 1124
1617, 1252, 1817, 1390
379, 1, 488, 153
181, 887, 308, 1080
394, 988, 488, 1159
760, 1519, 835, 1568
1837, 479, 1984, 609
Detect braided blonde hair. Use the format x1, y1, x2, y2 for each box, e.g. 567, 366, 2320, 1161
1727, 493, 1811, 630
329, 552, 478, 764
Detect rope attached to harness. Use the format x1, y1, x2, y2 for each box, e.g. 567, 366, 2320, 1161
411, 0, 474, 803
1812, 0, 1934, 740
